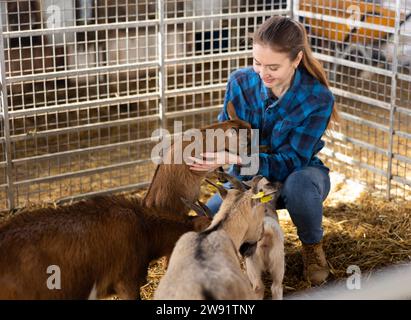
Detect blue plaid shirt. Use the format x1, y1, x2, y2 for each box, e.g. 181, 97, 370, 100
218, 66, 334, 182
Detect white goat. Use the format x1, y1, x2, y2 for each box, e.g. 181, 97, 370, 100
154, 174, 277, 300
244, 177, 285, 300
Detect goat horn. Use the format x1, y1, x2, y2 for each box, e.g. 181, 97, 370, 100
215, 167, 228, 183
205, 179, 228, 198
216, 172, 247, 192
197, 200, 212, 218
180, 197, 208, 216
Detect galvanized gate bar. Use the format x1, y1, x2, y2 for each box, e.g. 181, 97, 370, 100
2, 20, 160, 38
12, 136, 156, 164
386, 0, 402, 199
294, 9, 396, 33
9, 92, 160, 117
164, 9, 290, 25
330, 87, 392, 111
321, 147, 388, 177
327, 131, 389, 156
6, 61, 159, 83
0, 9, 14, 209
55, 181, 152, 205
165, 49, 252, 65
313, 52, 394, 77
337, 112, 390, 133
158, 0, 166, 134
10, 114, 160, 142
14, 158, 153, 186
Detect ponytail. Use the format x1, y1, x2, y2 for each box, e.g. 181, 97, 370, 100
298, 23, 340, 127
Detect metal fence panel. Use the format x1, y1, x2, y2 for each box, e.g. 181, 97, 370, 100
295, 0, 411, 200
1, 0, 410, 211
0, 0, 162, 210
391, 0, 411, 199
0, 0, 291, 210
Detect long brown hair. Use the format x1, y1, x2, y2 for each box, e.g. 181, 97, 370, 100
253, 16, 339, 126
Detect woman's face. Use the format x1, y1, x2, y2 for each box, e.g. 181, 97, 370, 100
252, 43, 302, 90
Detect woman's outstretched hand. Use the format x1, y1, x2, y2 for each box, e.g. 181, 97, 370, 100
187, 151, 242, 172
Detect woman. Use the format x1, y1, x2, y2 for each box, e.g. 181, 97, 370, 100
189, 16, 338, 285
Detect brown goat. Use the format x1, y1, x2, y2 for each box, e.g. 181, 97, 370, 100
143, 102, 252, 216
0, 195, 210, 300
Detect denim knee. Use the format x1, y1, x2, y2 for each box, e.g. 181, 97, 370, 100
280, 167, 330, 244
281, 167, 330, 207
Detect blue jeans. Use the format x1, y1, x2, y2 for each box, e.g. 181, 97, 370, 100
205, 166, 331, 245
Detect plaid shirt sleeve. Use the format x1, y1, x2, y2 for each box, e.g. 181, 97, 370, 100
217, 67, 334, 183
217, 71, 249, 123
258, 95, 334, 182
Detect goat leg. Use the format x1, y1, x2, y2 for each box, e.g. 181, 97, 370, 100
245, 257, 265, 300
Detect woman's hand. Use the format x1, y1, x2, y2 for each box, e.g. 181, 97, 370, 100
187, 151, 242, 172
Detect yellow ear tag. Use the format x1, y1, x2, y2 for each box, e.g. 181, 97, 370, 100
251, 191, 265, 199
260, 195, 274, 203
216, 181, 224, 186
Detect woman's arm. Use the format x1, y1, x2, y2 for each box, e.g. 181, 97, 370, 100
217, 69, 251, 124
188, 152, 242, 172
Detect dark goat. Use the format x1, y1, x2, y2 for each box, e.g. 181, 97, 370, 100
0, 195, 210, 300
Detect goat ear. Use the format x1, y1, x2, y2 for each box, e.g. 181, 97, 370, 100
205, 179, 228, 199
226, 101, 239, 120
263, 181, 283, 195
256, 179, 282, 196
246, 175, 265, 194
180, 197, 208, 216
242, 176, 263, 189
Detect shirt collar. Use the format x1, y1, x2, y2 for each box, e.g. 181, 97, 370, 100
260, 80, 275, 102
259, 67, 302, 105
